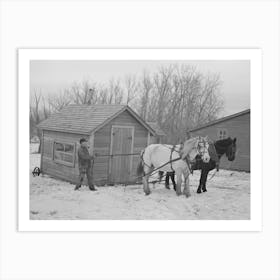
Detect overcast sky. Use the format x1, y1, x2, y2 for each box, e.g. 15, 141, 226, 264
30, 60, 250, 117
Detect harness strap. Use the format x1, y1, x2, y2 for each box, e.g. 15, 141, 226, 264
185, 156, 193, 175
208, 169, 218, 181
162, 144, 181, 153
140, 138, 207, 178
140, 156, 182, 179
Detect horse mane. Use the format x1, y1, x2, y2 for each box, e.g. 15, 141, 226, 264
185, 136, 199, 145
215, 137, 233, 147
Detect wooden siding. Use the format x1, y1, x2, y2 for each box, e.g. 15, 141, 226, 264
190, 113, 250, 172
40, 110, 151, 185
93, 110, 148, 184
41, 130, 89, 184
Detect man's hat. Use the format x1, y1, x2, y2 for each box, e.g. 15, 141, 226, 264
80, 138, 87, 144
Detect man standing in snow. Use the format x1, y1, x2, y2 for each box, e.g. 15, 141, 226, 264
75, 138, 97, 191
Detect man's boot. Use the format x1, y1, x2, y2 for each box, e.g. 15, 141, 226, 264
89, 185, 97, 191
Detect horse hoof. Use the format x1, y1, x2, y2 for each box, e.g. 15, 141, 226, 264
197, 189, 202, 194
176, 192, 182, 196
185, 193, 191, 198
203, 189, 207, 192
144, 191, 151, 196
165, 185, 170, 190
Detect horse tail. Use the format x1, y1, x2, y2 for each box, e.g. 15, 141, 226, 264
136, 149, 145, 176
136, 160, 144, 176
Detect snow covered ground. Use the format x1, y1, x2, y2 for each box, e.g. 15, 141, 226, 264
30, 144, 250, 220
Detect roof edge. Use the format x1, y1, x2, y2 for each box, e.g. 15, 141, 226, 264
38, 127, 91, 135
91, 105, 157, 135
125, 106, 157, 136
188, 109, 250, 132
37, 104, 157, 135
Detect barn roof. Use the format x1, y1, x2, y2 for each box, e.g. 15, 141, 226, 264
188, 109, 250, 132
37, 104, 156, 135
146, 122, 166, 136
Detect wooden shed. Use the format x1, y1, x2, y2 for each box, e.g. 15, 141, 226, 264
189, 109, 250, 172
37, 104, 157, 185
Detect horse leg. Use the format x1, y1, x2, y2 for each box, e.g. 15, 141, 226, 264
171, 172, 177, 191
197, 170, 203, 193
183, 169, 191, 198
143, 166, 151, 195
197, 169, 208, 193
158, 171, 166, 187
201, 170, 210, 192
165, 173, 170, 189
175, 170, 182, 196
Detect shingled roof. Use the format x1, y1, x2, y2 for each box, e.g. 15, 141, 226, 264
37, 104, 156, 135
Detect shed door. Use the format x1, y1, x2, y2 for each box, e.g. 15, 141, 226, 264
110, 126, 134, 183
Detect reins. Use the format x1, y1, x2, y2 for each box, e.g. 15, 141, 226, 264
140, 138, 209, 179
94, 137, 210, 182
140, 155, 182, 179
207, 170, 218, 181
95, 152, 139, 157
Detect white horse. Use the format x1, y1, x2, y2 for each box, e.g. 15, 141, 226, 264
136, 136, 210, 197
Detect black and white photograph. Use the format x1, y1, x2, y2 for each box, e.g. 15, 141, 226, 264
2, 1, 280, 280
29, 56, 251, 221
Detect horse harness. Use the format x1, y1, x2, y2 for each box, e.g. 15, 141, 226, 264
164, 138, 210, 174
139, 148, 182, 177
169, 144, 193, 174
140, 138, 209, 177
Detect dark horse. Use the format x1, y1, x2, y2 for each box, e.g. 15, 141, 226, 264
162, 137, 237, 193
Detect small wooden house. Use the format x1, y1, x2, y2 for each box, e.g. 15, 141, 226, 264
37, 104, 157, 185
189, 109, 250, 172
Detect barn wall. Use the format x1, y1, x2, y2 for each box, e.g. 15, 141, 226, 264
190, 113, 250, 172
93, 110, 150, 184
41, 130, 89, 183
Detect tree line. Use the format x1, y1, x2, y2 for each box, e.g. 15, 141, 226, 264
30, 64, 224, 144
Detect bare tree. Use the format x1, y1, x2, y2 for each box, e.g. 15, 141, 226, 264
48, 90, 71, 112
124, 75, 139, 105
108, 79, 124, 104
30, 90, 42, 151
30, 63, 224, 145
137, 71, 153, 120
134, 64, 223, 143
70, 81, 98, 105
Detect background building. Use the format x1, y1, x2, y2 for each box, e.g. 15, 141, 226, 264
189, 109, 250, 172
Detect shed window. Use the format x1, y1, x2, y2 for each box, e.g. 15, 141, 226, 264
53, 141, 75, 166
217, 129, 228, 139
